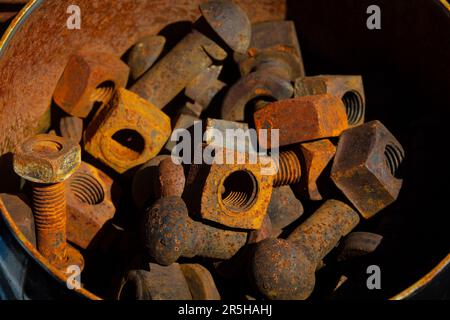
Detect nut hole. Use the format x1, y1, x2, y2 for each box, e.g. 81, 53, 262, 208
221, 170, 258, 212
70, 172, 105, 205
384, 144, 404, 176
342, 91, 364, 125
111, 129, 146, 161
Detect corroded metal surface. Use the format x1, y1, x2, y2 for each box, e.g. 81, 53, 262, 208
156, 157, 186, 198
143, 196, 247, 265
84, 88, 171, 173
53, 51, 129, 118
185, 65, 225, 107
331, 120, 404, 219
0, 0, 285, 155
126, 35, 166, 81
254, 94, 349, 149
13, 134, 84, 271
66, 161, 119, 250
180, 263, 221, 300
273, 150, 302, 187
298, 139, 336, 200
336, 232, 383, 262
295, 75, 366, 126
184, 147, 274, 230
250, 199, 360, 300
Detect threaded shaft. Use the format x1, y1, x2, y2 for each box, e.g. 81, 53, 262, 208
32, 182, 68, 263
274, 151, 302, 187
91, 86, 114, 104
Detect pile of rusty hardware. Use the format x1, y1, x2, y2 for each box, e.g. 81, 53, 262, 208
5, 0, 405, 300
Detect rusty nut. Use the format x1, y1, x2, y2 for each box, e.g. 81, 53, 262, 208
13, 134, 81, 184
295, 75, 366, 126
84, 88, 171, 173
53, 51, 130, 118
254, 94, 349, 149
331, 120, 405, 219
66, 161, 120, 249
184, 148, 274, 230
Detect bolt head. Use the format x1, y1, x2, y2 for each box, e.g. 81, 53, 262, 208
13, 134, 81, 184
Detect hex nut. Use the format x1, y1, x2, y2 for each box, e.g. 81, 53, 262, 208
331, 120, 405, 219
295, 75, 366, 126
53, 51, 130, 118
84, 88, 171, 173
66, 161, 120, 249
13, 134, 81, 183
254, 94, 349, 149
184, 147, 274, 230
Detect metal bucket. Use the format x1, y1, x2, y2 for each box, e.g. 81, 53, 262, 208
0, 0, 449, 299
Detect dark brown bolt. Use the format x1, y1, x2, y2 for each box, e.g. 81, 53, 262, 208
13, 134, 84, 271
143, 196, 247, 266
250, 199, 360, 300
130, 0, 251, 109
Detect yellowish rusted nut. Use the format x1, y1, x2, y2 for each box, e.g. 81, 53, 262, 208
294, 75, 366, 127
66, 161, 120, 250
53, 51, 130, 118
84, 88, 171, 173
184, 147, 274, 230
180, 263, 221, 300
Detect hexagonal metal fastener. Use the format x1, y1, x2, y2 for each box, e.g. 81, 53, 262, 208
331, 120, 405, 219
13, 134, 81, 184
53, 50, 130, 118
295, 75, 366, 127
254, 94, 349, 149
84, 88, 171, 173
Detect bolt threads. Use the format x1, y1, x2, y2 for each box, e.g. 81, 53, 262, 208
342, 91, 364, 125
32, 183, 67, 231
223, 191, 251, 209
274, 151, 302, 187
91, 85, 114, 104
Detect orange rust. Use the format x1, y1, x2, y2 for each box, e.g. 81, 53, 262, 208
180, 264, 221, 300
298, 139, 336, 200
295, 75, 366, 126
53, 51, 129, 118
274, 150, 302, 187
84, 88, 171, 174
254, 94, 349, 149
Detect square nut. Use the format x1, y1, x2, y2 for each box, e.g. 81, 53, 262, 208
254, 94, 348, 148
84, 88, 171, 173
331, 121, 404, 219
184, 148, 274, 230
66, 161, 120, 249
295, 75, 366, 126
53, 51, 130, 118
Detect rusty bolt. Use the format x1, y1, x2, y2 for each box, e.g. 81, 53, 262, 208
130, 30, 226, 110
84, 88, 171, 173
13, 134, 84, 271
118, 263, 192, 300
185, 65, 226, 108
126, 35, 166, 81
250, 199, 360, 300
331, 120, 405, 219
254, 94, 349, 149
183, 147, 274, 230
53, 51, 130, 118
336, 232, 383, 262
180, 264, 221, 300
66, 161, 120, 250
298, 139, 336, 200
132, 155, 185, 210
59, 116, 83, 144
143, 196, 248, 265
295, 75, 366, 126
235, 20, 305, 80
